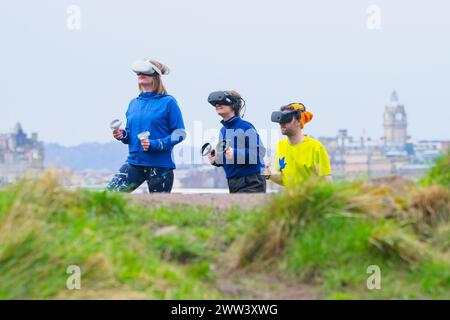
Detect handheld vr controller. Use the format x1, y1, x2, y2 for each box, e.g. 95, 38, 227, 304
201, 139, 231, 157
110, 119, 122, 131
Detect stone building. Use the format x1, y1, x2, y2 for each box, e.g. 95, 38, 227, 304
0, 123, 44, 183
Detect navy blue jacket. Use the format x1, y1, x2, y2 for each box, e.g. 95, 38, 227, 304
215, 116, 265, 179
120, 92, 185, 169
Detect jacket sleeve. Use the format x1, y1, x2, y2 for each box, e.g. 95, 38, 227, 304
120, 108, 131, 145
148, 98, 186, 152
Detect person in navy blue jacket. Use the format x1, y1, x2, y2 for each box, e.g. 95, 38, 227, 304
107, 59, 185, 193
207, 90, 266, 193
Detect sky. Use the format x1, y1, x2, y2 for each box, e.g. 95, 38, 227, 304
0, 0, 449, 146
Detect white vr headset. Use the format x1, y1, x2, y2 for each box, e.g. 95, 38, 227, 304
131, 59, 162, 76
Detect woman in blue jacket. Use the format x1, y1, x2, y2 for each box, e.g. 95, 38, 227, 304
107, 59, 185, 193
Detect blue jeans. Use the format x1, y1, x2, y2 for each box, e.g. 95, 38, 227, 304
107, 163, 174, 193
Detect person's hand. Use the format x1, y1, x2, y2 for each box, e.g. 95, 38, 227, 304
262, 157, 272, 178
208, 152, 217, 164
113, 129, 124, 140
262, 164, 272, 178
141, 139, 150, 151
267, 165, 283, 184
224, 147, 233, 160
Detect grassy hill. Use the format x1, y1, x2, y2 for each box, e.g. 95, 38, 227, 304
0, 152, 449, 299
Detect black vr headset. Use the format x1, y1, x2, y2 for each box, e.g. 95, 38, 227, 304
208, 91, 246, 117
271, 103, 305, 124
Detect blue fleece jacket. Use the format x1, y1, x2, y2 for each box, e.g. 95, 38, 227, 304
120, 92, 185, 169
215, 116, 265, 179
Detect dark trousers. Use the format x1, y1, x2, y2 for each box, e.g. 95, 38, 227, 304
227, 173, 266, 193
107, 163, 174, 193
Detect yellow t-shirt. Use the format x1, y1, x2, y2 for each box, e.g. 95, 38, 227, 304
274, 135, 332, 189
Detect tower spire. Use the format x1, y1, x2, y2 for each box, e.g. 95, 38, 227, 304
390, 90, 399, 104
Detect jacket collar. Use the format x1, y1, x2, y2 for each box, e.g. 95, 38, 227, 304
221, 115, 241, 128
138, 91, 166, 100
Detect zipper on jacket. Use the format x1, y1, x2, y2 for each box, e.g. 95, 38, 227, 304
138, 100, 143, 163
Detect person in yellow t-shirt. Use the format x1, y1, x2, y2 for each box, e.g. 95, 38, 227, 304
264, 102, 332, 188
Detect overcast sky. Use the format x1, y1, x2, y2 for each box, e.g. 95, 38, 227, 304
1, 0, 449, 146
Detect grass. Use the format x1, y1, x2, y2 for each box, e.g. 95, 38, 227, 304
420, 150, 450, 187
0, 152, 449, 299
228, 172, 450, 299
0, 170, 235, 299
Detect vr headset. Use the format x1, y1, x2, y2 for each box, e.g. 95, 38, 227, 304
208, 91, 246, 116
131, 59, 162, 76
271, 103, 305, 124
271, 110, 300, 124
208, 91, 239, 106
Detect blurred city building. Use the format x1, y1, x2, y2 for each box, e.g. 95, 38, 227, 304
319, 91, 449, 180
1, 91, 448, 188
0, 123, 44, 184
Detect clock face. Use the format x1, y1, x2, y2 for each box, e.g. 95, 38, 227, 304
395, 113, 403, 121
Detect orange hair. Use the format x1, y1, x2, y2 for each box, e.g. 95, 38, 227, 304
281, 103, 314, 128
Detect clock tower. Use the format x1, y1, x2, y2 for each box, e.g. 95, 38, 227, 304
383, 90, 407, 146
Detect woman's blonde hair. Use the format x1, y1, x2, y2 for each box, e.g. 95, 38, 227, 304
138, 59, 170, 94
